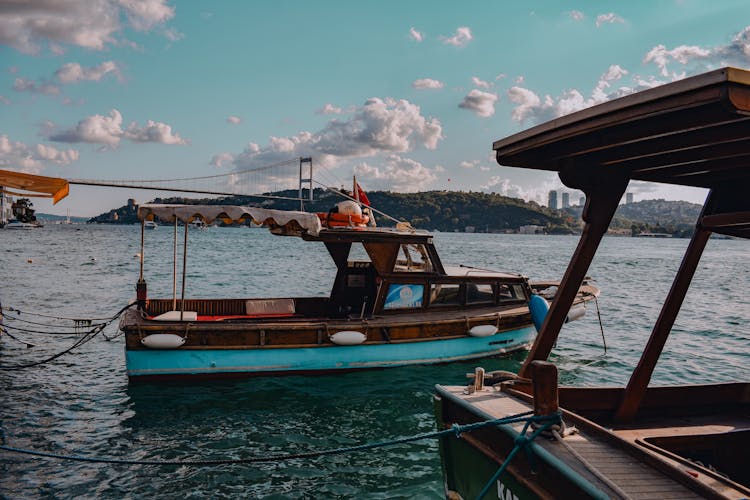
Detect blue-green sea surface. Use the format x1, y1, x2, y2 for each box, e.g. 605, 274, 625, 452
1, 225, 748, 498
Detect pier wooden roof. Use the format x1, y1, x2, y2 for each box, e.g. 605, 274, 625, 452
493, 67, 750, 189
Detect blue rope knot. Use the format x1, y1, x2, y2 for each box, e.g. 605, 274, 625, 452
451, 423, 462, 438
513, 435, 529, 448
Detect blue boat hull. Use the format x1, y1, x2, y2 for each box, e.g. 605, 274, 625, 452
126, 326, 535, 379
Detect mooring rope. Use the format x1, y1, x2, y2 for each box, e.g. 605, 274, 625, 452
1, 305, 114, 322
476, 413, 562, 500
1, 314, 104, 330
0, 411, 560, 468
0, 303, 134, 370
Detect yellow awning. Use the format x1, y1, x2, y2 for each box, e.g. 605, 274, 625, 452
0, 169, 70, 204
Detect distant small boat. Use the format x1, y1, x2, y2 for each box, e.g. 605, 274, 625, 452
4, 219, 35, 230
144, 221, 158, 230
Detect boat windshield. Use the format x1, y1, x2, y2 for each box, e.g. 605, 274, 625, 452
394, 244, 433, 273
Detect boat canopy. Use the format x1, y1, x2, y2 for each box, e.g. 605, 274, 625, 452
493, 66, 750, 420
0, 169, 70, 204
137, 204, 322, 236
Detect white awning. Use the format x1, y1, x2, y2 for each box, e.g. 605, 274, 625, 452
137, 204, 322, 236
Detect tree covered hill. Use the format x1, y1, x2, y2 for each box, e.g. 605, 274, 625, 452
90, 190, 702, 236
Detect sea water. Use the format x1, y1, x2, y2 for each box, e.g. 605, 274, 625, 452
1, 225, 748, 498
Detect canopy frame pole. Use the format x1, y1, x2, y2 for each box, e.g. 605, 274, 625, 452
614, 192, 713, 422
172, 217, 178, 311
519, 165, 628, 379
135, 218, 148, 310
139, 219, 145, 281
180, 220, 189, 321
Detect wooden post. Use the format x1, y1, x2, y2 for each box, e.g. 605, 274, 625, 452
180, 220, 189, 321
519, 168, 627, 379
531, 361, 558, 417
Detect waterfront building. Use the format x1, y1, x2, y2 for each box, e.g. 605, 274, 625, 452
562, 192, 570, 208
548, 190, 558, 209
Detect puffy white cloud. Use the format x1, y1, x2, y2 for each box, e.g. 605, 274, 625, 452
48, 109, 187, 147
354, 154, 438, 192
125, 120, 187, 145
210, 152, 234, 167
409, 27, 423, 42
460, 160, 480, 169
508, 64, 629, 124
13, 77, 60, 95
55, 61, 122, 84
569, 10, 585, 21
0, 135, 79, 173
471, 76, 492, 89
412, 78, 444, 90
596, 13, 625, 28
0, 95, 10, 105
316, 103, 343, 115
642, 26, 750, 77
227, 97, 442, 172
441, 26, 472, 47
480, 173, 563, 204
0, 0, 176, 54
459, 89, 498, 117
226, 115, 242, 124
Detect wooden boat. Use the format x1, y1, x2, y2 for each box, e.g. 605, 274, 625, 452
435, 67, 750, 499
118, 204, 597, 381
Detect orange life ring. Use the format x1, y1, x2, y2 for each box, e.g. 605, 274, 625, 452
316, 212, 370, 228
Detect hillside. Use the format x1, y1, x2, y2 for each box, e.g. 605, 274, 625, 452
90, 190, 701, 236
89, 189, 580, 233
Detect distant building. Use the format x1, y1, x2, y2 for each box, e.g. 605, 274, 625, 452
626, 192, 634, 204
548, 190, 558, 209
579, 196, 585, 207
519, 225, 544, 234
562, 192, 570, 208
0, 192, 12, 224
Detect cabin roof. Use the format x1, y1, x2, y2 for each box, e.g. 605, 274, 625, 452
493, 67, 750, 189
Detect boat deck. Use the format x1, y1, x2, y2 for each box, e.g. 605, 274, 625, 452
436, 385, 750, 499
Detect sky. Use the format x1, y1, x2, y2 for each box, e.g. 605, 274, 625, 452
2, 0, 750, 216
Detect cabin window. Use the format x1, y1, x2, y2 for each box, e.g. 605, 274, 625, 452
467, 283, 494, 304
430, 283, 461, 306
497, 283, 526, 303
383, 284, 424, 310
393, 244, 433, 273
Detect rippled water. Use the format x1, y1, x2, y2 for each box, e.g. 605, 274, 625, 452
1, 225, 748, 498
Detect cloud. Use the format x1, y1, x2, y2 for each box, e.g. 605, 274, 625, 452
0, 135, 79, 173
412, 78, 444, 90
0, 0, 176, 54
210, 152, 234, 167
596, 13, 625, 28
569, 10, 585, 21
459, 89, 498, 117
226, 97, 442, 171
0, 95, 9, 105
48, 109, 187, 147
440, 26, 472, 47
642, 26, 750, 77
54, 61, 122, 84
471, 76, 492, 89
226, 115, 242, 125
460, 160, 480, 169
316, 103, 343, 115
508, 64, 630, 124
354, 154, 438, 192
125, 120, 187, 145
13, 77, 60, 95
408, 27, 423, 42
480, 173, 564, 204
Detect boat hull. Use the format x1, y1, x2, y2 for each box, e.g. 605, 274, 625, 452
125, 326, 535, 380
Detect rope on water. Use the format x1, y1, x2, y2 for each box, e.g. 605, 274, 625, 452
1, 305, 114, 322
0, 411, 561, 468
1, 314, 106, 330
0, 303, 134, 370
593, 295, 607, 355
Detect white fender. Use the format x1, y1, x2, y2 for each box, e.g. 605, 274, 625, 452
330, 330, 366, 346
468, 324, 498, 337
141, 333, 186, 349
566, 305, 586, 323
152, 310, 198, 322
